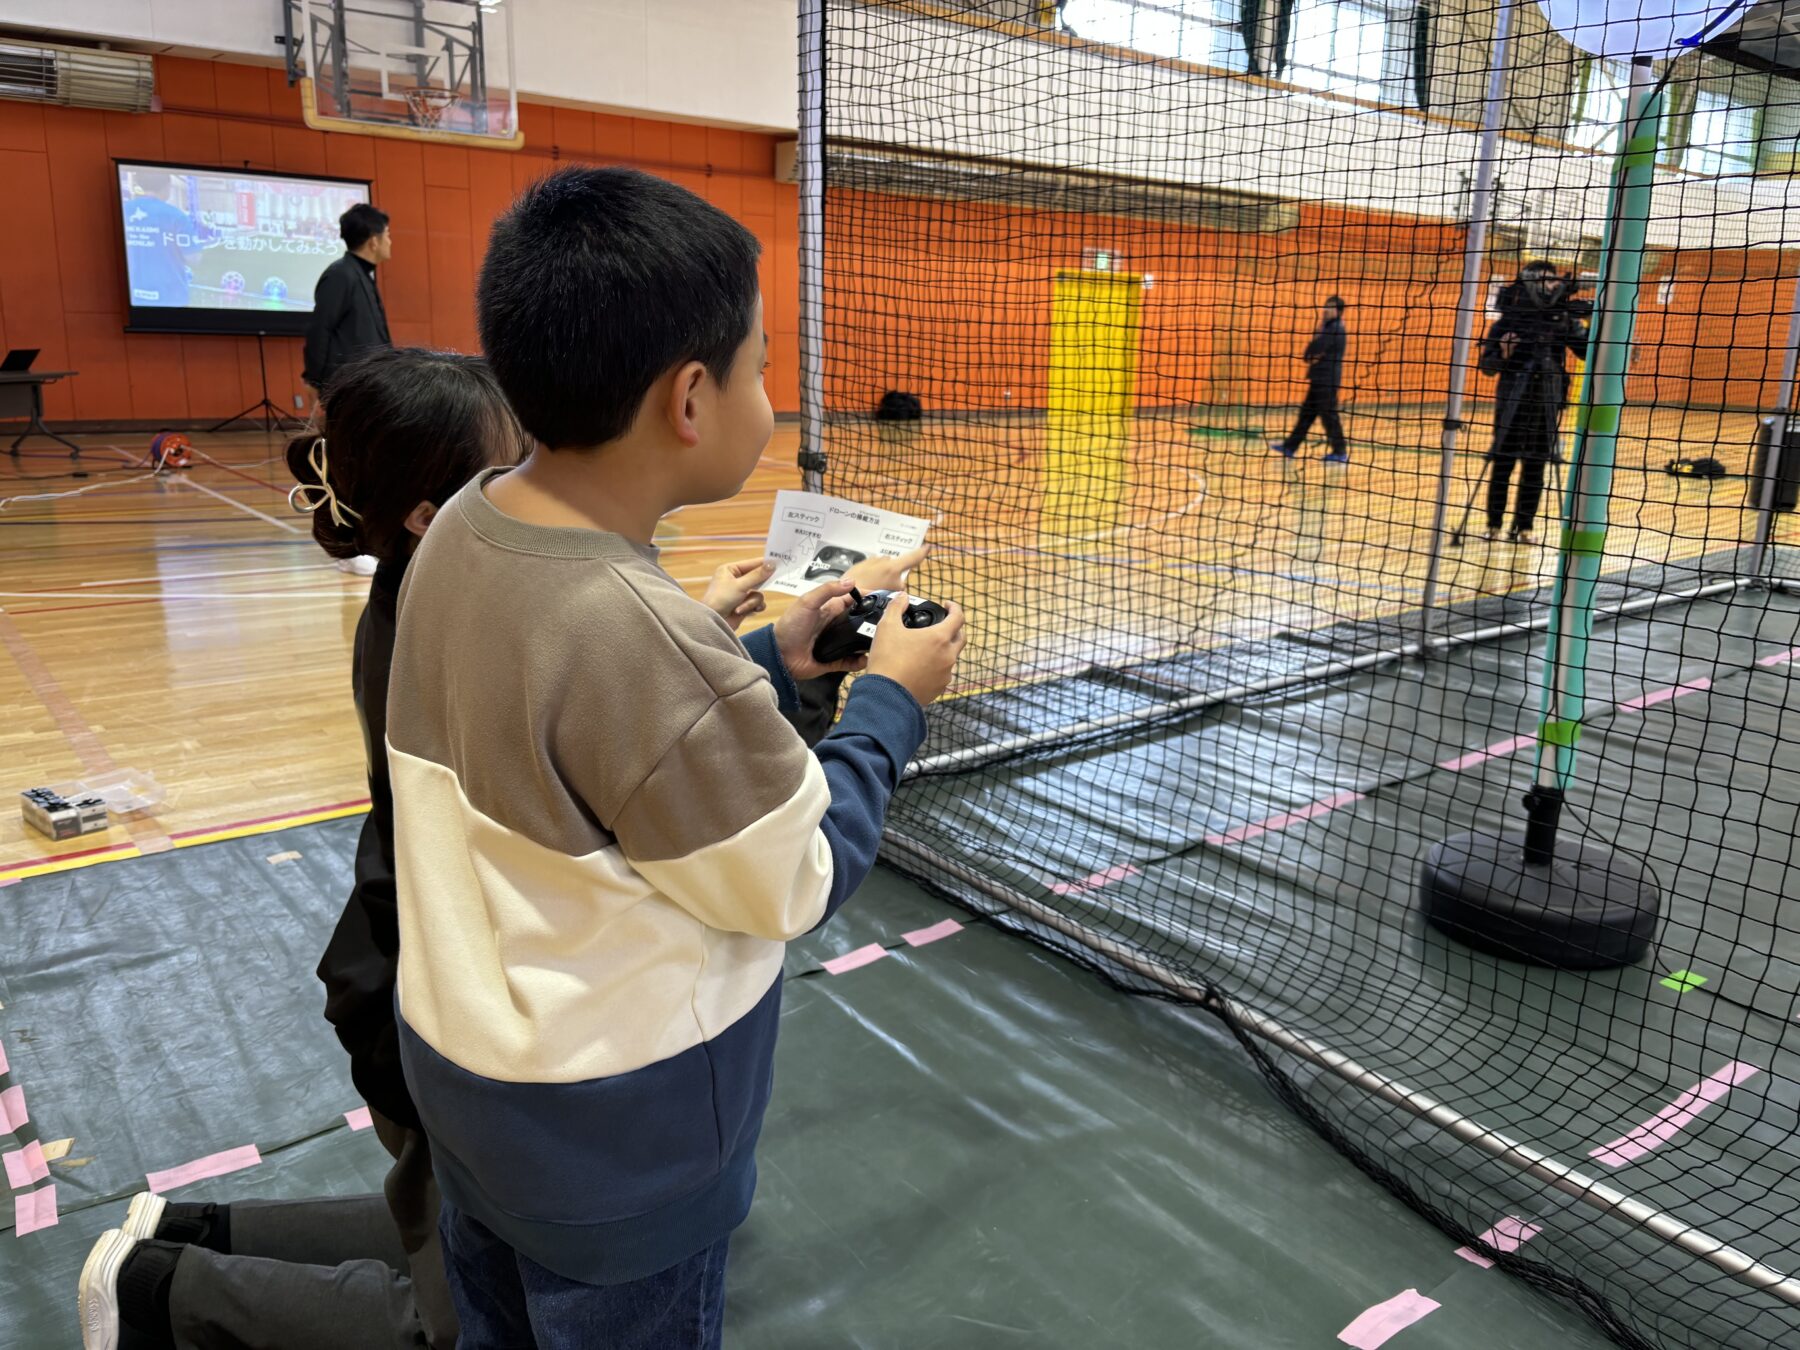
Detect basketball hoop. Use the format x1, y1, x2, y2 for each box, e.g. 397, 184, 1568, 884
403, 87, 458, 129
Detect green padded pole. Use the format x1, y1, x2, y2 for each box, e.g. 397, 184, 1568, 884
1534, 57, 1662, 792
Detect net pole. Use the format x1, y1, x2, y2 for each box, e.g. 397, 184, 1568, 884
1746, 266, 1800, 578
879, 829, 1800, 1306
1523, 56, 1661, 858
504, 0, 519, 140
1418, 0, 1516, 624
797, 0, 827, 495
300, 0, 318, 85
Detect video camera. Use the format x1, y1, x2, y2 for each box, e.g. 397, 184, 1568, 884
1552, 277, 1594, 321
1500, 265, 1591, 312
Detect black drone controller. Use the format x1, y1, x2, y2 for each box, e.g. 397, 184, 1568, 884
812, 588, 949, 664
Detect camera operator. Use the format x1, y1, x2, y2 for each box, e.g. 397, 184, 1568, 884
1477, 261, 1590, 544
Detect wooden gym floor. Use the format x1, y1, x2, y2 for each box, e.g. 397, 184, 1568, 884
0, 405, 1782, 876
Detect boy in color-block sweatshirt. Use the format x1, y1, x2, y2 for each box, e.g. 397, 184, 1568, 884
386, 167, 966, 1347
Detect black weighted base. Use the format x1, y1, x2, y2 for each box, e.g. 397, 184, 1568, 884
1420, 829, 1659, 969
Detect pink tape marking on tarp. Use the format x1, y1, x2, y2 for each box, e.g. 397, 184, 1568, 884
3, 1140, 49, 1189
0, 1038, 9, 1076
344, 1107, 374, 1131
1756, 645, 1800, 668
1616, 677, 1713, 712
821, 944, 888, 976
1437, 735, 1533, 773
13, 1184, 57, 1235
0, 1085, 27, 1133
1589, 1062, 1759, 1168
146, 1145, 262, 1194
1206, 790, 1364, 847
902, 918, 963, 947
1455, 1215, 1543, 1267
1050, 864, 1140, 896
1338, 1290, 1440, 1347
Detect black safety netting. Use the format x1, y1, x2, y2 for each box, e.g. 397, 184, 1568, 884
804, 2, 1800, 1345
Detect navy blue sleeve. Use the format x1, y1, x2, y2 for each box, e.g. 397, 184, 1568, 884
809, 675, 927, 929
740, 624, 799, 718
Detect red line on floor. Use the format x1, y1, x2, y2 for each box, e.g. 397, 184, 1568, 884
1616, 676, 1714, 712
166, 798, 371, 840
1436, 734, 1534, 773
1050, 863, 1142, 896
6, 598, 168, 617
1, 837, 138, 872
1204, 790, 1366, 848
1172, 662, 1732, 867
1, 796, 373, 881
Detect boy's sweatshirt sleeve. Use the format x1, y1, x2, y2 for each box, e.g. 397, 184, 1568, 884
610, 637, 926, 941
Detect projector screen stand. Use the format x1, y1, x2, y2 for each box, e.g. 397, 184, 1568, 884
210, 332, 301, 436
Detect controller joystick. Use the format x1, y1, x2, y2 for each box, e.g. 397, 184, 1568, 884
811, 588, 949, 664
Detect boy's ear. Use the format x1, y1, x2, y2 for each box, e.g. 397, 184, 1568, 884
403, 500, 438, 539
666, 360, 709, 447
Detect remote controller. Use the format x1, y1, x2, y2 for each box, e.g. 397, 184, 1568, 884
812, 588, 950, 664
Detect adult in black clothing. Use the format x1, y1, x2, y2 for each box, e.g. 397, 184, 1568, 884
1272, 295, 1350, 463
305, 203, 394, 577
1477, 261, 1590, 544
303, 203, 394, 399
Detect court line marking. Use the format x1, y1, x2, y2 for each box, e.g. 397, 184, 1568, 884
0, 589, 359, 602
180, 477, 305, 535
1588, 1061, 1760, 1168
0, 798, 371, 884
1075, 648, 1782, 884
0, 610, 174, 856
12, 563, 338, 593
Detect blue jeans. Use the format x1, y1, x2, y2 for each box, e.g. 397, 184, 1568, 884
438, 1203, 729, 1350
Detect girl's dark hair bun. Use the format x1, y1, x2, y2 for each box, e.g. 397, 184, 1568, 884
284, 429, 366, 560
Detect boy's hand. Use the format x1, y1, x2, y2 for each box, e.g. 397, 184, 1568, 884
866, 594, 965, 707
841, 545, 928, 594
704, 557, 775, 631
773, 579, 867, 680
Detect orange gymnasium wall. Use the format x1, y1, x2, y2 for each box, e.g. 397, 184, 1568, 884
821, 188, 1789, 418
0, 55, 799, 427
822, 189, 1483, 416
1630, 248, 1799, 412
1, 55, 1785, 431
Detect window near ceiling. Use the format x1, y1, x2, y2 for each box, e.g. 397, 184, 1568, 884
1284, 0, 1394, 102
1683, 89, 1758, 176
1062, 0, 1251, 73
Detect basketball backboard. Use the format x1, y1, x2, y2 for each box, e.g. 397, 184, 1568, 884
281, 0, 523, 149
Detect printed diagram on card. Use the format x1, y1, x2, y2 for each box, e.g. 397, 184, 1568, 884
763, 492, 930, 597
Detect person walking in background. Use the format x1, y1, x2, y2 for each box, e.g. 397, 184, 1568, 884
1271, 295, 1349, 465
305, 203, 394, 577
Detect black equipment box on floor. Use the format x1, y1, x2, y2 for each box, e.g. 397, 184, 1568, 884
1750, 418, 1800, 513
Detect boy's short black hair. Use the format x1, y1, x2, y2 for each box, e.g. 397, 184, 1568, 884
477, 166, 762, 449
1325, 295, 1346, 311
340, 203, 391, 251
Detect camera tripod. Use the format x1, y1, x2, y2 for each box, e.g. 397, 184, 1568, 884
1448, 451, 1566, 548
210, 332, 302, 436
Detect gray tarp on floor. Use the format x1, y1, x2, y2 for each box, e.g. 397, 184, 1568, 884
883, 589, 1800, 1348
0, 817, 1608, 1348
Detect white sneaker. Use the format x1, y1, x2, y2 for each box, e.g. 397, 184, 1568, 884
335, 555, 378, 577
78, 1228, 136, 1350
122, 1191, 166, 1241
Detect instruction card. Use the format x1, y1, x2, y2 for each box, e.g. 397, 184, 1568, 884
763, 491, 931, 597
